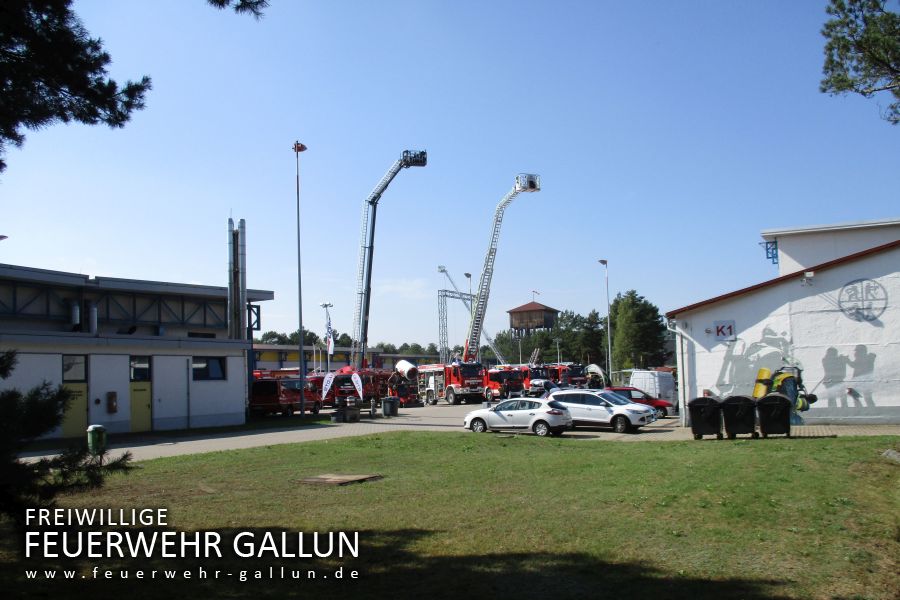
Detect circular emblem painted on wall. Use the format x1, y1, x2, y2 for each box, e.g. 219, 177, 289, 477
838, 279, 888, 322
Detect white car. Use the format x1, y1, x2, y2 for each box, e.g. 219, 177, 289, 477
464, 398, 572, 437
549, 389, 657, 433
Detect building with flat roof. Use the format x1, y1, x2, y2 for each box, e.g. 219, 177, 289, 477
0, 263, 274, 437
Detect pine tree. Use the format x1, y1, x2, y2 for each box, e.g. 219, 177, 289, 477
821, 0, 900, 124
0, 350, 131, 529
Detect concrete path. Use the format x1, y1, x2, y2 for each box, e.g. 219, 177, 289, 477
22, 404, 900, 463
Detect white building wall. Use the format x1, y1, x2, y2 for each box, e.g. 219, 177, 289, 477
1, 337, 249, 436
774, 225, 900, 276
152, 355, 191, 431
88, 354, 131, 434
673, 247, 900, 423
0, 353, 64, 437
1, 352, 61, 391
189, 355, 246, 428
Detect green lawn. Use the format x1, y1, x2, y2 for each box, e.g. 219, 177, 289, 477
3, 432, 898, 599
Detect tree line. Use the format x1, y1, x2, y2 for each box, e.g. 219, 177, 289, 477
255, 289, 671, 369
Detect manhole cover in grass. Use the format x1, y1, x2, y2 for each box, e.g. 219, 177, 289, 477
298, 474, 383, 486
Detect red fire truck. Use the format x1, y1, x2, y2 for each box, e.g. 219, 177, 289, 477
249, 377, 322, 416
519, 364, 552, 396
484, 365, 525, 400
331, 367, 390, 405
257, 368, 336, 408
547, 363, 587, 388
417, 362, 485, 405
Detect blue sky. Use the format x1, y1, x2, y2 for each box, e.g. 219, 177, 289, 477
2, 0, 898, 348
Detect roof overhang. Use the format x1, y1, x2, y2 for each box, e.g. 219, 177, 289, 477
760, 217, 900, 240
665, 239, 900, 318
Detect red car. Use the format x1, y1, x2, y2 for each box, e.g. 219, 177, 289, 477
605, 386, 674, 418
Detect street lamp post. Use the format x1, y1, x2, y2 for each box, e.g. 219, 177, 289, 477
517, 334, 522, 364
321, 301, 333, 373
294, 141, 308, 414
599, 259, 612, 382
554, 337, 561, 365
464, 272, 473, 316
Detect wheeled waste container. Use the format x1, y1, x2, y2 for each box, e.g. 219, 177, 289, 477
721, 395, 759, 439
757, 393, 791, 438
86, 424, 107, 456
688, 397, 723, 440
381, 397, 399, 417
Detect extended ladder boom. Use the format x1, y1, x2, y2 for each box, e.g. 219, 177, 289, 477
463, 174, 540, 363
438, 265, 507, 364
351, 150, 427, 367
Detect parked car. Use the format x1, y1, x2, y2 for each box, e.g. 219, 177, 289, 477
549, 389, 656, 433
605, 386, 674, 418
463, 398, 572, 437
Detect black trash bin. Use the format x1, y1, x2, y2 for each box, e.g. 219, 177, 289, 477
688, 397, 723, 440
381, 397, 399, 417
721, 395, 759, 439
757, 393, 791, 438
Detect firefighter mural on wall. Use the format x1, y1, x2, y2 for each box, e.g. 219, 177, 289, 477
819, 344, 877, 408
715, 326, 791, 398
713, 327, 817, 424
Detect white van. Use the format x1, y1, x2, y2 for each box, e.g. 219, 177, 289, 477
629, 370, 675, 402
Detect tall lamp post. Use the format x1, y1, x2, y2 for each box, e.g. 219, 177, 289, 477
464, 271, 473, 317
517, 334, 523, 365
554, 337, 561, 365
294, 141, 308, 413
599, 259, 612, 382
321, 301, 333, 373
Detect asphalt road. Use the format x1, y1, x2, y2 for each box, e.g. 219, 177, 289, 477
22, 402, 900, 463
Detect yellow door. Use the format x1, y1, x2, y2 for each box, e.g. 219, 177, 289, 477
61, 383, 88, 439
130, 382, 152, 432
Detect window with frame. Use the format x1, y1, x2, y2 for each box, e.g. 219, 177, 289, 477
62, 355, 87, 382
130, 356, 151, 382
192, 357, 227, 381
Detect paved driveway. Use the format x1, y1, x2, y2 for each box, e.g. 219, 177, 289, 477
22, 403, 900, 463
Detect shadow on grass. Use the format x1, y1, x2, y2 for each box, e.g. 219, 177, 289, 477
2, 525, 791, 600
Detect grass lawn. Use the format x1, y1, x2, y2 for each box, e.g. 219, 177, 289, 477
2, 432, 898, 599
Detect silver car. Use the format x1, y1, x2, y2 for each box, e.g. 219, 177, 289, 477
464, 398, 573, 437
550, 389, 656, 433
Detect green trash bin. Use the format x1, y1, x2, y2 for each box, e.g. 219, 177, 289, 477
86, 424, 107, 456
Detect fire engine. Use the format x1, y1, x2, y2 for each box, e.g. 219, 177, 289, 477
331, 366, 390, 405
417, 362, 485, 405
484, 365, 525, 400
420, 175, 539, 407
546, 363, 587, 388
256, 368, 336, 408
519, 364, 552, 396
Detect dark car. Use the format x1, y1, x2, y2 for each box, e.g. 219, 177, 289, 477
605, 386, 674, 418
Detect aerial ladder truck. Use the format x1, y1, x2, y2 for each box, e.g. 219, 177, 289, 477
416, 174, 540, 406
463, 174, 541, 363
350, 150, 427, 369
